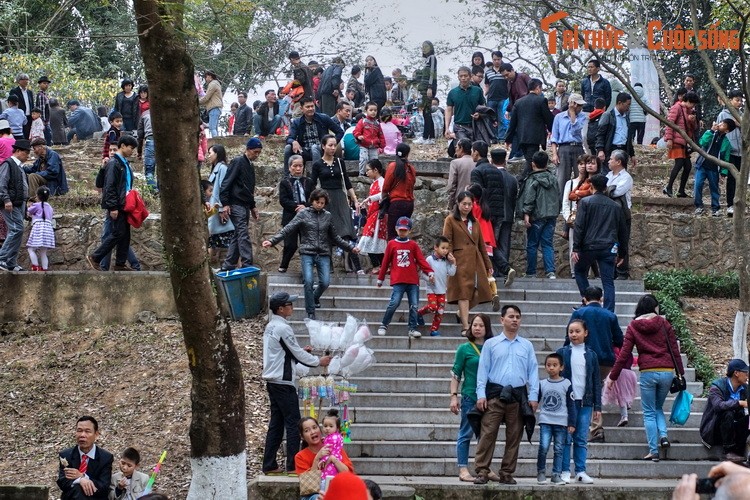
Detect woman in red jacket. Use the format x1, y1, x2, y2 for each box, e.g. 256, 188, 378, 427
663, 92, 700, 198
381, 143, 416, 240
606, 294, 684, 462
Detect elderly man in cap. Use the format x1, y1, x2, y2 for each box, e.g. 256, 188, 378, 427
0, 139, 30, 271
66, 100, 99, 142
9, 73, 33, 139
262, 291, 331, 474
35, 76, 52, 145
550, 92, 588, 205
25, 138, 67, 197
219, 137, 261, 271
700, 359, 750, 462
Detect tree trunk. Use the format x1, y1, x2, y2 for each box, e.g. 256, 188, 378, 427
732, 108, 750, 362
133, 2, 247, 498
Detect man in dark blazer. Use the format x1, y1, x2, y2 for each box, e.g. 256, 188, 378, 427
505, 78, 554, 179
9, 73, 33, 139
57, 416, 113, 499
595, 92, 635, 173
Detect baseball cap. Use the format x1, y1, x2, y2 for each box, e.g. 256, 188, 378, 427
246, 137, 263, 150
269, 292, 298, 312
727, 358, 749, 377
569, 92, 587, 105
395, 216, 412, 230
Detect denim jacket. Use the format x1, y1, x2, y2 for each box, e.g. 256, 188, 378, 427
557, 345, 602, 411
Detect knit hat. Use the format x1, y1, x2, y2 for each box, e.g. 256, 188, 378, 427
246, 137, 263, 150
323, 472, 368, 500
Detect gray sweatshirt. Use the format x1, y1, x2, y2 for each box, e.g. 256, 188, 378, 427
538, 378, 573, 427
717, 108, 742, 156
425, 254, 456, 295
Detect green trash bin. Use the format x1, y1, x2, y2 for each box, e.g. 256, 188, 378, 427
214, 266, 261, 319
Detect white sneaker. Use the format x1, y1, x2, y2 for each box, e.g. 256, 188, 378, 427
576, 472, 594, 484
424, 139, 436, 145
408, 329, 421, 338
546, 272, 556, 279
560, 472, 571, 484
377, 325, 387, 336
728, 206, 735, 216
413, 137, 425, 144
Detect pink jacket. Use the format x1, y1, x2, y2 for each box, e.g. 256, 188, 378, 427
380, 122, 402, 155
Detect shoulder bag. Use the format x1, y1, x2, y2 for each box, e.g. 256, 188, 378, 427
662, 323, 686, 394
299, 467, 321, 496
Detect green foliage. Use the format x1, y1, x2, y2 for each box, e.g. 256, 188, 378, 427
644, 269, 739, 299
0, 52, 117, 109
644, 269, 738, 389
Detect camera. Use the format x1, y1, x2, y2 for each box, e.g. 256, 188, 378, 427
695, 477, 717, 494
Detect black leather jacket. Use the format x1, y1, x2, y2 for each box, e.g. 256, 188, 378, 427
572, 192, 627, 258
269, 207, 354, 255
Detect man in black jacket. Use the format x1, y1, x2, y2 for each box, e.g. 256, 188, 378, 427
87, 136, 137, 271
57, 416, 113, 500
572, 174, 627, 312
595, 92, 635, 173
470, 142, 517, 286
233, 92, 253, 136
505, 79, 554, 179
220, 137, 261, 271
9, 73, 33, 139
0, 139, 30, 271
254, 90, 282, 137
700, 359, 749, 461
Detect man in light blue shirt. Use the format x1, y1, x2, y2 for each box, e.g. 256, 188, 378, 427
474, 305, 539, 485
551, 92, 588, 205
0, 96, 27, 140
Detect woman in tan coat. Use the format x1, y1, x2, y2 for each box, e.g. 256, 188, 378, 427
443, 191, 494, 336
200, 69, 223, 137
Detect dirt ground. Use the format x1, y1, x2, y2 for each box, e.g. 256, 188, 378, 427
0, 317, 268, 499
683, 297, 741, 377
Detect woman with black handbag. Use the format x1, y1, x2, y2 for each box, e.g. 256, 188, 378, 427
606, 294, 685, 462
310, 134, 362, 273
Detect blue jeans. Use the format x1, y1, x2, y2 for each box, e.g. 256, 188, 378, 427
574, 250, 616, 312
525, 217, 556, 275
0, 205, 24, 267
537, 423, 567, 474
253, 113, 281, 137
301, 254, 331, 314
694, 166, 720, 211
301, 495, 319, 500
208, 107, 221, 137
640, 371, 672, 455
381, 283, 419, 329
562, 401, 593, 474
144, 138, 156, 188
99, 213, 141, 270
487, 98, 509, 141
457, 395, 475, 468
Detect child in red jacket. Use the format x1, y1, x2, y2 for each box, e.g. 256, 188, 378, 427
354, 101, 385, 175
377, 217, 433, 338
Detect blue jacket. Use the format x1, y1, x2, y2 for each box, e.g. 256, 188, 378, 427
24, 147, 68, 195
68, 106, 99, 140
564, 302, 623, 366
557, 345, 602, 411
286, 112, 344, 147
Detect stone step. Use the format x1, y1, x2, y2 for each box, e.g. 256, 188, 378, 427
267, 274, 646, 292
280, 294, 639, 316
292, 324, 618, 340
348, 393, 705, 411
350, 457, 714, 478
349, 407, 705, 426
291, 308, 632, 328
370, 348, 688, 367
318, 362, 696, 382
267, 282, 646, 307
350, 423, 703, 442
347, 377, 703, 397
346, 441, 715, 461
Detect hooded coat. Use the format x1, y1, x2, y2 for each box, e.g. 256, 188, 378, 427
609, 314, 684, 381
629, 85, 646, 124
520, 168, 559, 220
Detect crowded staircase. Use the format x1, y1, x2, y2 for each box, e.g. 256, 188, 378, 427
266, 272, 716, 483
